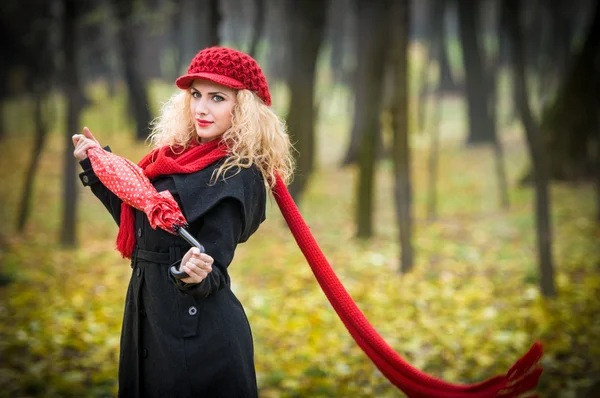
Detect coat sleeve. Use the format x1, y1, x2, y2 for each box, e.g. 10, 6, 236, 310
173, 198, 244, 297
78, 146, 123, 226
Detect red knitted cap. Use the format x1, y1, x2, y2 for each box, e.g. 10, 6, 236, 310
176, 47, 271, 106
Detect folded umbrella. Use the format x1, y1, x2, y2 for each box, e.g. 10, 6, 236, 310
86, 145, 201, 279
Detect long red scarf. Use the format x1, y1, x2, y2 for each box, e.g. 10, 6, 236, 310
113, 142, 542, 397
271, 174, 543, 397
116, 139, 228, 258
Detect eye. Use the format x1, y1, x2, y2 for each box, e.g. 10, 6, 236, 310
191, 91, 200, 98
212, 95, 225, 102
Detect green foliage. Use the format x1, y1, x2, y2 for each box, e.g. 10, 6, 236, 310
0, 79, 598, 398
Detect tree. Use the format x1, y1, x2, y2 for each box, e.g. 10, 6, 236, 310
456, 0, 509, 209
113, 0, 153, 141
533, 1, 600, 182
353, 0, 391, 238
248, 0, 264, 58
456, 0, 495, 144
327, 0, 355, 85
60, 0, 85, 247
264, 0, 292, 83
202, 0, 221, 47
18, 93, 49, 233
285, 0, 329, 202
505, 0, 556, 297
431, 0, 456, 93
426, 33, 445, 221
388, 0, 413, 272
1, 0, 56, 232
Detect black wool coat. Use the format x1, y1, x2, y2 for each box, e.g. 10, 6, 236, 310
79, 152, 266, 398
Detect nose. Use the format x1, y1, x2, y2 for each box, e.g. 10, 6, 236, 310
194, 96, 209, 116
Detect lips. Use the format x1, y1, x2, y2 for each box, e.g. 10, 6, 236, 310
196, 119, 213, 127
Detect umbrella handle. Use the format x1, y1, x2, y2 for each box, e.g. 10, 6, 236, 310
170, 227, 206, 280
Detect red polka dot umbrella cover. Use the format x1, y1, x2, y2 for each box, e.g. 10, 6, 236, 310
87, 146, 186, 232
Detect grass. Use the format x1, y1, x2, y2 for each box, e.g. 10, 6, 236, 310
0, 61, 598, 397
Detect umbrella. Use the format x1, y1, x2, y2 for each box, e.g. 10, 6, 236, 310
86, 145, 201, 279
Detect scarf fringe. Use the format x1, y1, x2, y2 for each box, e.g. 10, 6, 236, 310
116, 202, 136, 258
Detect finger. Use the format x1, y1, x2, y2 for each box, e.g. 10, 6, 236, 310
82, 126, 99, 144
72, 134, 82, 146
198, 253, 214, 265
182, 264, 207, 283
76, 141, 95, 155
190, 247, 201, 258
186, 258, 203, 268
188, 256, 211, 270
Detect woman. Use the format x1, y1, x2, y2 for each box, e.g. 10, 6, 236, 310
73, 47, 294, 398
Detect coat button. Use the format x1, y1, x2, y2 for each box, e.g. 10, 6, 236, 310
140, 309, 146, 317
188, 306, 198, 316
82, 175, 89, 184
137, 228, 142, 238
136, 267, 141, 277
143, 348, 148, 358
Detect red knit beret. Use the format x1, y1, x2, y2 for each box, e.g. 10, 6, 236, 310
176, 47, 271, 106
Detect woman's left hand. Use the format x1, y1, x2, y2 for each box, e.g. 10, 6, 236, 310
179, 247, 214, 284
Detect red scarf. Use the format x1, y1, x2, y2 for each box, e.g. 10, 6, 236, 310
116, 139, 228, 258
271, 174, 543, 397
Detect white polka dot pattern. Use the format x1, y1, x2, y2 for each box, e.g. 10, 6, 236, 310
88, 147, 187, 233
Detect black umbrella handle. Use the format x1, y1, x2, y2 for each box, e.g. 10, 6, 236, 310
170, 226, 206, 280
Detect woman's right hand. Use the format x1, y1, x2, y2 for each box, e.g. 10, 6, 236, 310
72, 126, 101, 160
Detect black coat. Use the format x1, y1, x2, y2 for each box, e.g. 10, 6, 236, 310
79, 153, 266, 398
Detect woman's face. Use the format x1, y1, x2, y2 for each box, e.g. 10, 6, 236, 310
189, 80, 236, 143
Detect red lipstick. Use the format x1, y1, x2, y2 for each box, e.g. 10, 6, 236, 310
196, 119, 213, 128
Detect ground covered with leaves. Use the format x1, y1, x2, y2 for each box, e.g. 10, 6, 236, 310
0, 83, 598, 397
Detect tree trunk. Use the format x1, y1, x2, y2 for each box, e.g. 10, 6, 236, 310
328, 0, 345, 75
487, 35, 510, 209
17, 94, 48, 233
457, 0, 496, 144
168, 0, 185, 79
534, 1, 600, 182
427, 86, 442, 221
597, 104, 600, 223
354, 0, 390, 238
0, 99, 4, 141
506, 0, 556, 297
548, 1, 574, 89
203, 0, 221, 47
113, 0, 153, 141
432, 0, 456, 93
286, 0, 328, 202
341, 1, 386, 166
248, 0, 264, 58
327, 0, 355, 85
417, 50, 430, 133
265, 0, 292, 83
389, 0, 413, 272
60, 0, 83, 247
416, 1, 432, 133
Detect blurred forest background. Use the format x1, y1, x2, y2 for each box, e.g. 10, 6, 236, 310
0, 0, 599, 397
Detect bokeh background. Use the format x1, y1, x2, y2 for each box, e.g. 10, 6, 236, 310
1, 0, 599, 397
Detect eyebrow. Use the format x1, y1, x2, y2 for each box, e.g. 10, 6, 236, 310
190, 87, 230, 97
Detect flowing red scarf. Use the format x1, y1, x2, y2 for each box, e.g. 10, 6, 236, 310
116, 139, 228, 258
113, 141, 542, 397
271, 174, 543, 398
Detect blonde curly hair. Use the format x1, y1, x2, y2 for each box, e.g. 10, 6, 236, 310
148, 89, 294, 189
